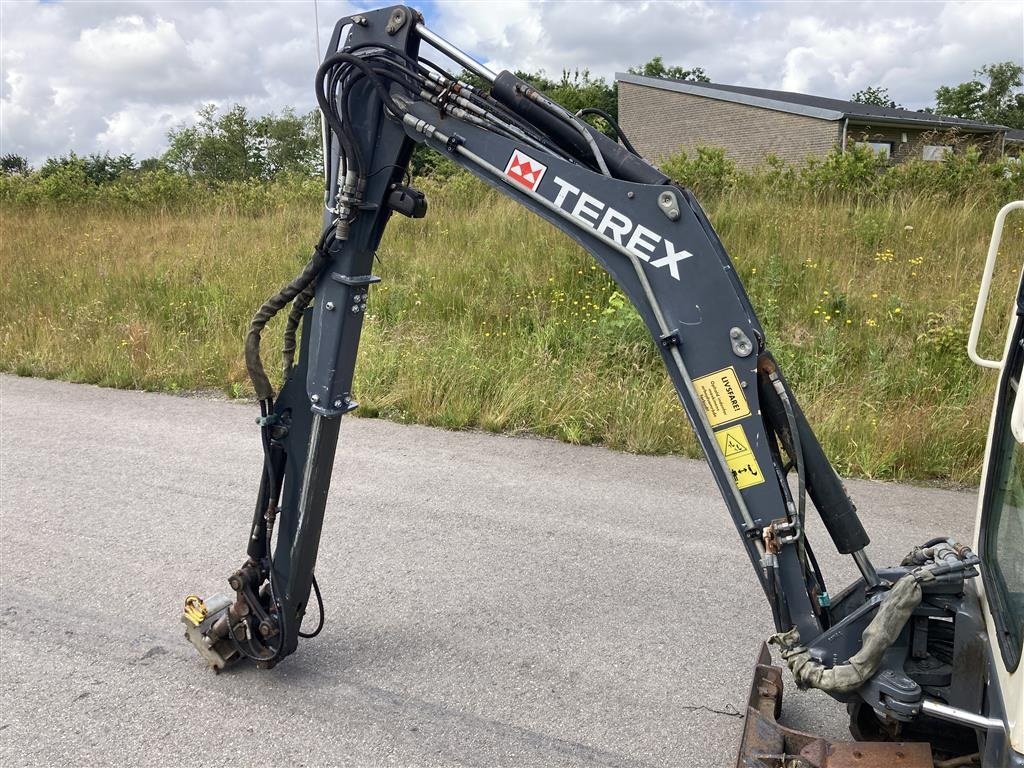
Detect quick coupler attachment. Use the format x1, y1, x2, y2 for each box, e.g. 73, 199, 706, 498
181, 593, 237, 672
182, 561, 284, 671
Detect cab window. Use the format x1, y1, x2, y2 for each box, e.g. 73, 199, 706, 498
981, 314, 1024, 672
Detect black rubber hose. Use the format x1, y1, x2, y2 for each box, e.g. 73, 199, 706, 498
326, 65, 363, 176
245, 231, 332, 401
281, 283, 316, 375
317, 51, 407, 121
297, 574, 325, 639
577, 107, 640, 156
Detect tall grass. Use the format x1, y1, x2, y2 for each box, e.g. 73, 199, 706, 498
1, 168, 1021, 483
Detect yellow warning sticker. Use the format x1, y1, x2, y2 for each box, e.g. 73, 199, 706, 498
714, 424, 765, 490
693, 366, 750, 427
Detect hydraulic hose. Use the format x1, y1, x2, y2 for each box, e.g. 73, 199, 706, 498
281, 283, 317, 375
576, 107, 641, 156
245, 233, 333, 401
771, 573, 922, 693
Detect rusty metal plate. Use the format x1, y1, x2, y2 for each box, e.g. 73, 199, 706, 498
736, 643, 934, 768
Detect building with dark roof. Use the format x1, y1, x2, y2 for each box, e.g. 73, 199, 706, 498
616, 73, 1016, 168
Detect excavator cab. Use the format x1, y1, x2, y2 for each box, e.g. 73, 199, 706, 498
969, 200, 1024, 766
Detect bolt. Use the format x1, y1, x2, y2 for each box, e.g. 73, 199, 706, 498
626, 191, 635, 199
325, 301, 335, 311
333, 398, 344, 408
311, 394, 320, 403
351, 305, 360, 314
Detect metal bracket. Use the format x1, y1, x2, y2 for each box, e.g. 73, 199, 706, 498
847, 640, 926, 723
330, 273, 381, 287
730, 326, 753, 357
386, 6, 408, 35
657, 190, 681, 222
659, 329, 682, 349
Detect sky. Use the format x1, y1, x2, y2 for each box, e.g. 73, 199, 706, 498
2, 0, 1022, 165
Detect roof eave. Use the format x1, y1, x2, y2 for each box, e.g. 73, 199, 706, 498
616, 72, 1007, 134
615, 72, 844, 122
845, 116, 1002, 134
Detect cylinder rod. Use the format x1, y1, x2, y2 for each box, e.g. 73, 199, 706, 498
852, 549, 881, 589
414, 23, 498, 83
921, 699, 1003, 731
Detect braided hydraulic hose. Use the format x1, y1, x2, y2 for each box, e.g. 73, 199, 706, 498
245, 230, 333, 401
281, 282, 317, 376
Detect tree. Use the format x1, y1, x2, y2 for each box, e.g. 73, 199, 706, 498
164, 103, 322, 181
0, 154, 30, 175
935, 62, 1024, 128
518, 69, 618, 117
164, 104, 264, 181
82, 152, 136, 183
253, 108, 322, 177
39, 152, 84, 179
138, 157, 165, 173
851, 86, 899, 109
38, 152, 136, 184
628, 56, 710, 83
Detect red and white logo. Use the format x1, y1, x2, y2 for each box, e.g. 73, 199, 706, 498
504, 149, 547, 192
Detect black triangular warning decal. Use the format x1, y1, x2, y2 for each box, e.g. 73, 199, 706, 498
724, 434, 747, 456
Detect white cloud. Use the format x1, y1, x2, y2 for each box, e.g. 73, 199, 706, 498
1, 0, 1021, 166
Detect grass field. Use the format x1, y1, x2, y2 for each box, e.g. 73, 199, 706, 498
2, 174, 1021, 483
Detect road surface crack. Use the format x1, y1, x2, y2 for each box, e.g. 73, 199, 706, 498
679, 702, 743, 718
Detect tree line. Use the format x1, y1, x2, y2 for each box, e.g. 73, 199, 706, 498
851, 62, 1024, 129
2, 59, 1020, 183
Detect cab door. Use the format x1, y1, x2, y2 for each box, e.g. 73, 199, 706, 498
971, 201, 1024, 763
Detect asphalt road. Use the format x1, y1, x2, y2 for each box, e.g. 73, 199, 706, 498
0, 375, 978, 767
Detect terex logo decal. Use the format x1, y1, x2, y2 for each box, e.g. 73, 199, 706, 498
549, 175, 693, 280
504, 149, 547, 192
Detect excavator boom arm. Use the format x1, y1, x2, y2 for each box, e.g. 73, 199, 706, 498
182, 7, 991, 764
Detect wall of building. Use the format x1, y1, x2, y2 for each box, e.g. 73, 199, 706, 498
618, 81, 841, 168
845, 124, 1006, 163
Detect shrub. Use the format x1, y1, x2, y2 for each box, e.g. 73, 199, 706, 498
797, 144, 887, 195
2, 142, 1020, 213
660, 145, 737, 197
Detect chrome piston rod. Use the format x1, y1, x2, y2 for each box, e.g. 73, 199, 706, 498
852, 548, 882, 589
921, 699, 1004, 732
414, 23, 498, 83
